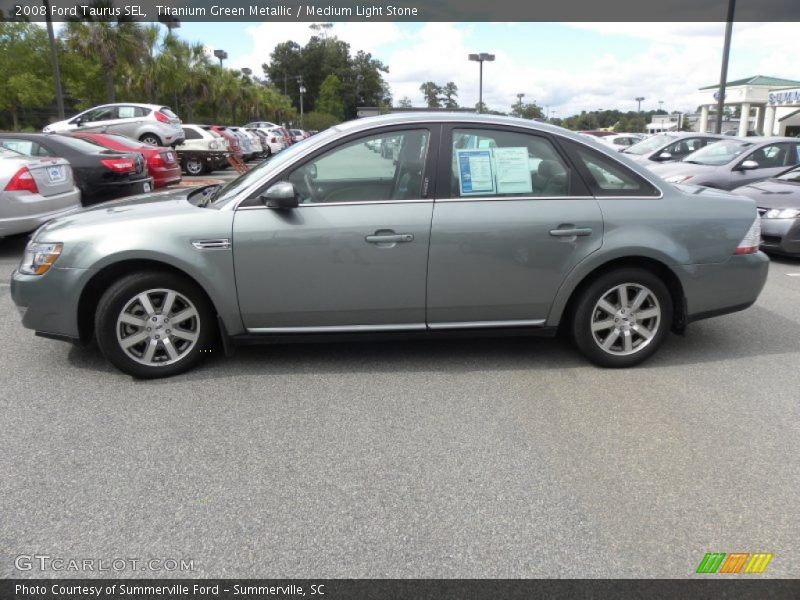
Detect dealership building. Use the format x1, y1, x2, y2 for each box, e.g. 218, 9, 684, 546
697, 75, 800, 136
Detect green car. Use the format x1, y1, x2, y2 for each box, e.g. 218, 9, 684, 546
11, 113, 768, 378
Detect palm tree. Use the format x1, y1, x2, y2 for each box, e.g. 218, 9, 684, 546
62, 14, 148, 103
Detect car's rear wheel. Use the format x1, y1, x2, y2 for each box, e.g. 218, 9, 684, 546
95, 271, 214, 378
139, 133, 162, 146
571, 268, 672, 368
184, 156, 206, 176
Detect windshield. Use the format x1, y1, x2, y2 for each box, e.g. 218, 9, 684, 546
210, 126, 340, 207
681, 140, 752, 165
623, 134, 677, 155
775, 165, 800, 182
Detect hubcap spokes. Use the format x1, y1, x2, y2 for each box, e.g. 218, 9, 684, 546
116, 288, 200, 367
591, 283, 660, 356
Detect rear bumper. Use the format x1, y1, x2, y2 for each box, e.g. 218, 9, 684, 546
151, 165, 182, 188
0, 195, 82, 237
760, 217, 800, 256
675, 252, 769, 322
84, 177, 154, 204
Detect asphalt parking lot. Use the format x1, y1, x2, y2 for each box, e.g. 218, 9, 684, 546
1, 221, 799, 578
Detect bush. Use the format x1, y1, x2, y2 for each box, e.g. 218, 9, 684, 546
303, 111, 342, 131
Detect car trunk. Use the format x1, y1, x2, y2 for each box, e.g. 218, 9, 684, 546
26, 158, 75, 197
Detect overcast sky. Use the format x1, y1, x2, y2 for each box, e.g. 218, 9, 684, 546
175, 21, 800, 116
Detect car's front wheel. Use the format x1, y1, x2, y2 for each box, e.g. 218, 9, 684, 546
571, 268, 672, 368
95, 271, 214, 378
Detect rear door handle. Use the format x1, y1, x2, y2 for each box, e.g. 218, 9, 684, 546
549, 227, 593, 237
365, 233, 414, 243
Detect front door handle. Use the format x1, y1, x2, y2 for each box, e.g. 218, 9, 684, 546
549, 226, 593, 237
365, 232, 414, 243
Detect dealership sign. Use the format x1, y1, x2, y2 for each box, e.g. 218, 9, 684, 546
768, 89, 800, 104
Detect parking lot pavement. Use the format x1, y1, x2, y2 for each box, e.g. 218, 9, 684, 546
1, 236, 798, 578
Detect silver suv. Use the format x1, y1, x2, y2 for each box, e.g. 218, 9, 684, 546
44, 103, 184, 147
12, 113, 768, 378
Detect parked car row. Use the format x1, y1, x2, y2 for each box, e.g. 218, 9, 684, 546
614, 133, 800, 256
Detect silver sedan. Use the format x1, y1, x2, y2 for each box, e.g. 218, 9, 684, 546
0, 146, 81, 238
11, 113, 768, 378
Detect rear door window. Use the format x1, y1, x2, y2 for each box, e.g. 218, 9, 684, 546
562, 140, 660, 196
448, 128, 572, 198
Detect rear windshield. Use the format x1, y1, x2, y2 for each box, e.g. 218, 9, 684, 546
623, 134, 677, 155
682, 140, 752, 166
52, 135, 107, 152
159, 107, 179, 119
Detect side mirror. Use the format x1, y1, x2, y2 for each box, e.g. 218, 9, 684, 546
738, 160, 759, 171
261, 182, 298, 209
72, 117, 83, 126
656, 152, 673, 161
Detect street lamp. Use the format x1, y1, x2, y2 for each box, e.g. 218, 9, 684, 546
296, 76, 306, 129
241, 68, 252, 76
635, 96, 645, 112
214, 49, 228, 67
516, 92, 525, 115
158, 14, 180, 35
468, 52, 495, 114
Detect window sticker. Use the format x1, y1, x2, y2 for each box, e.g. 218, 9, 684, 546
456, 149, 495, 196
494, 147, 533, 195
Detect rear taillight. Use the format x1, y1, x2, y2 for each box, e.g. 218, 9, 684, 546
154, 111, 170, 123
270, 137, 277, 143
734, 217, 761, 255
152, 154, 165, 166
101, 158, 136, 173
4, 167, 38, 193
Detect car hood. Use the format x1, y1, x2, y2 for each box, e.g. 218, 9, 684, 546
731, 179, 800, 209
35, 186, 211, 238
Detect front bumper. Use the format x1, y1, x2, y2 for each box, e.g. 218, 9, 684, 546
759, 217, 800, 256
675, 252, 769, 323
11, 266, 91, 341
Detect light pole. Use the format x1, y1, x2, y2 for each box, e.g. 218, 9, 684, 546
468, 53, 495, 114
658, 100, 664, 112
715, 0, 736, 134
42, 0, 64, 119
296, 76, 306, 129
214, 49, 228, 67
635, 96, 645, 112
241, 67, 252, 77
158, 14, 180, 37
516, 93, 525, 115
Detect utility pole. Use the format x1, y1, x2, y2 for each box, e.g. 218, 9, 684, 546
715, 0, 736, 134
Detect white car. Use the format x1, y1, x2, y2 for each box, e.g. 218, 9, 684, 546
260, 127, 287, 154
43, 103, 185, 147
178, 125, 229, 175
244, 120, 279, 130
595, 133, 645, 151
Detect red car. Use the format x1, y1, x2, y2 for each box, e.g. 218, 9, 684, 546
71, 132, 181, 188
210, 126, 242, 159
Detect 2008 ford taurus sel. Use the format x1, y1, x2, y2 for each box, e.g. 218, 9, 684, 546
11, 114, 768, 378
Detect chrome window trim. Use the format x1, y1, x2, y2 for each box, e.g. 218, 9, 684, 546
435, 195, 595, 203
236, 199, 433, 210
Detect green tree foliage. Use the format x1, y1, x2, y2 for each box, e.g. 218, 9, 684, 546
0, 19, 294, 131
511, 101, 544, 120
0, 23, 54, 130
397, 96, 413, 108
303, 111, 341, 131
316, 74, 345, 120
420, 82, 442, 108
264, 30, 390, 120
442, 82, 458, 109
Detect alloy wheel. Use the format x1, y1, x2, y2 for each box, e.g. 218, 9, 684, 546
590, 283, 661, 356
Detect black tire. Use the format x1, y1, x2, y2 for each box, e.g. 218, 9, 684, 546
184, 156, 206, 176
95, 271, 214, 378
571, 268, 672, 368
139, 133, 162, 146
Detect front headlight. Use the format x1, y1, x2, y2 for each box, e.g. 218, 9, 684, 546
19, 242, 63, 275
763, 208, 800, 219
665, 175, 694, 184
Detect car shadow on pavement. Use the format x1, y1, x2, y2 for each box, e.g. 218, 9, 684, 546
63, 301, 800, 383
0, 234, 29, 260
